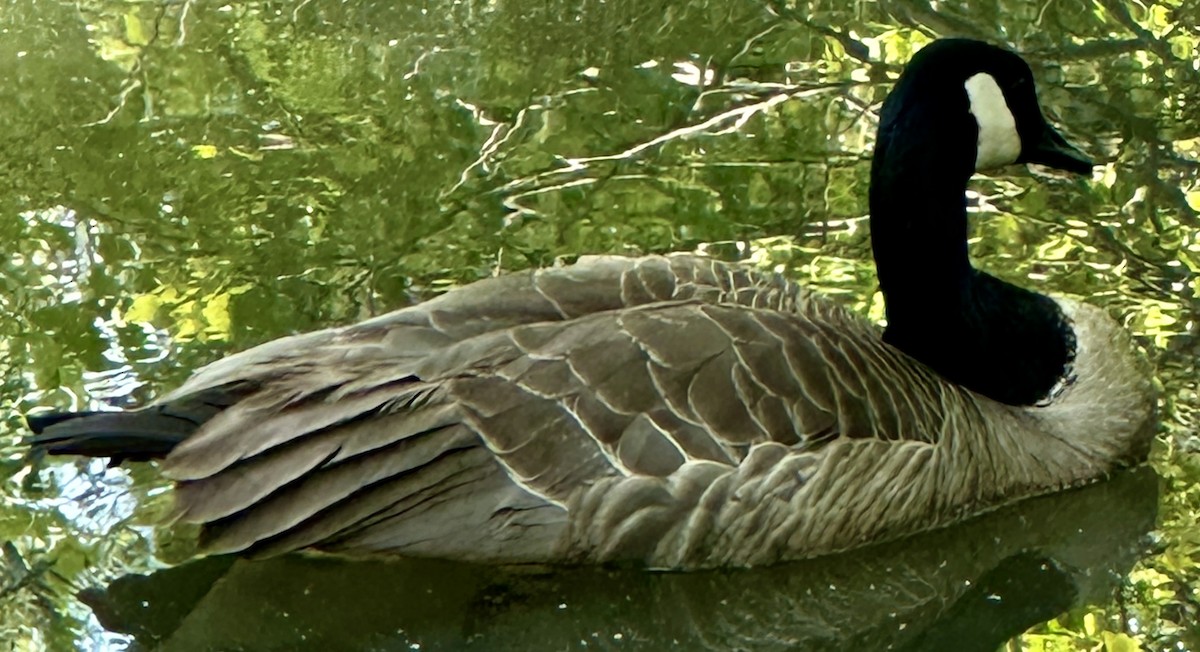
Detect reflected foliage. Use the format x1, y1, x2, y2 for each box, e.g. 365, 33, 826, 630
71, 469, 1161, 651
0, 0, 1197, 650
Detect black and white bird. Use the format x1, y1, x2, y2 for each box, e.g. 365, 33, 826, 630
28, 39, 1154, 569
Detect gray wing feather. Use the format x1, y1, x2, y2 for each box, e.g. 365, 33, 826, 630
134, 255, 955, 563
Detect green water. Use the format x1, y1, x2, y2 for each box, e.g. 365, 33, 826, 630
1, 1, 1197, 650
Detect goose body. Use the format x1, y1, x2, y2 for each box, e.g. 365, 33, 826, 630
28, 39, 1155, 569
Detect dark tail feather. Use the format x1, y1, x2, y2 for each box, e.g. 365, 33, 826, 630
27, 404, 218, 464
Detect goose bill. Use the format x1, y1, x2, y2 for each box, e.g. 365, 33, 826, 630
1022, 122, 1094, 175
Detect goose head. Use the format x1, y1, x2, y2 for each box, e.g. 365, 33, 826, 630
873, 38, 1093, 183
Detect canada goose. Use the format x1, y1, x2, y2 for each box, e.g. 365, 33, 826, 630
28, 38, 1155, 569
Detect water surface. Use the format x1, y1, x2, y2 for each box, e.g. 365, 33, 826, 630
1, 1, 1197, 650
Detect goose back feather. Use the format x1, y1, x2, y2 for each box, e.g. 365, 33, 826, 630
31, 254, 1153, 568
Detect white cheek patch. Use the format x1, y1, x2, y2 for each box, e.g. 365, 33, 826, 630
964, 72, 1022, 170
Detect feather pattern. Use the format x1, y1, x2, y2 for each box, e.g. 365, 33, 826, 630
29, 254, 1153, 568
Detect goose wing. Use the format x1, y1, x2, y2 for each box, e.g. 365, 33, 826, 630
121, 256, 958, 564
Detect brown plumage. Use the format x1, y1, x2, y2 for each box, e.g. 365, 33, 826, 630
29, 254, 1154, 567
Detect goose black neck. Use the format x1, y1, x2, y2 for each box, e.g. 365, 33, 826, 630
869, 112, 1075, 406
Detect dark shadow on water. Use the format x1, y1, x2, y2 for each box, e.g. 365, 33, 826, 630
82, 467, 1159, 652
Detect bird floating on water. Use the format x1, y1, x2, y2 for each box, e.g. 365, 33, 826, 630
29, 38, 1155, 569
